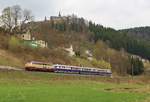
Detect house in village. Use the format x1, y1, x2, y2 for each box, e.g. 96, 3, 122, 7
131, 55, 149, 63
64, 45, 75, 56
20, 30, 32, 40
64, 45, 94, 60
85, 50, 93, 61
20, 31, 48, 48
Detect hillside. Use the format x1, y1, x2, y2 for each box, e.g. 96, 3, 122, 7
88, 23, 150, 60
0, 23, 132, 76
0, 13, 149, 76
0, 49, 23, 67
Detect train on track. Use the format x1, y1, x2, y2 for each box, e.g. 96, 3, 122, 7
25, 61, 112, 77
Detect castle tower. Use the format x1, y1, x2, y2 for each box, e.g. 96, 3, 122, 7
58, 11, 61, 17
44, 16, 47, 21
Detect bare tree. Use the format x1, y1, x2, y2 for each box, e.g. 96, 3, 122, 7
0, 7, 14, 32
0, 5, 34, 34
12, 5, 22, 27
20, 9, 34, 32
23, 9, 33, 23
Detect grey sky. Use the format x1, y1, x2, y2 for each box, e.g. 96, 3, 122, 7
0, 0, 150, 29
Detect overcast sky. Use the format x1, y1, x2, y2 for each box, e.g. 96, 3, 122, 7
0, 0, 150, 29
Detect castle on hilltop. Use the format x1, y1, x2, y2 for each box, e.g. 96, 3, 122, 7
45, 12, 89, 26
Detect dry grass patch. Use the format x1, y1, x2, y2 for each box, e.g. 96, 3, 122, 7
0, 49, 24, 67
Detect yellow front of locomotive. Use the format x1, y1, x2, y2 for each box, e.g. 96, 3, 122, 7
25, 62, 38, 71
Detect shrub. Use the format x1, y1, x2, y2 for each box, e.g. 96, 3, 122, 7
0, 34, 9, 49
8, 36, 22, 52
91, 59, 111, 69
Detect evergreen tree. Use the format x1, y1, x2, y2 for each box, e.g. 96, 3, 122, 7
128, 56, 144, 75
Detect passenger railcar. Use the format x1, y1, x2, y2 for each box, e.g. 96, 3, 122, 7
53, 64, 112, 76
25, 61, 54, 72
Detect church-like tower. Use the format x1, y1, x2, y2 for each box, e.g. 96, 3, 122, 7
58, 11, 61, 17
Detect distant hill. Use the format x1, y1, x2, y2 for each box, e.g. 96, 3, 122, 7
119, 27, 150, 41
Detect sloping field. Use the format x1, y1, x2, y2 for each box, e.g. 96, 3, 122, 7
0, 71, 149, 102
0, 49, 23, 68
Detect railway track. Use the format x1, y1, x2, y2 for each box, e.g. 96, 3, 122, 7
0, 65, 24, 71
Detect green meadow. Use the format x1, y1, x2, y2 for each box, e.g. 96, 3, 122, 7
0, 71, 149, 102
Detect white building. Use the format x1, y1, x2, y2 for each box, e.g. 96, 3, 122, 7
21, 30, 32, 40
35, 40, 48, 48
86, 50, 93, 61
20, 31, 48, 48
65, 45, 75, 56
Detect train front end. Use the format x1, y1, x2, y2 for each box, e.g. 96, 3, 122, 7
25, 61, 54, 72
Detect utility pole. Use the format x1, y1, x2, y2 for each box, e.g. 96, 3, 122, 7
131, 56, 134, 80
132, 62, 134, 80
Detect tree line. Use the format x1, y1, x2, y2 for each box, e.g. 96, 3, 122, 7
88, 22, 150, 61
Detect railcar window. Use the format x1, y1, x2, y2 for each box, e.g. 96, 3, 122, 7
92, 69, 96, 71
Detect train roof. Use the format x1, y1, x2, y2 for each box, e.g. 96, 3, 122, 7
53, 64, 111, 71
30, 61, 51, 65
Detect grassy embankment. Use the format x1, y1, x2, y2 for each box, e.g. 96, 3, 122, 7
0, 70, 149, 102
0, 49, 24, 68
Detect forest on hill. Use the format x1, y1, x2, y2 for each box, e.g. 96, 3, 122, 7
120, 27, 150, 41
89, 23, 150, 60
0, 5, 149, 76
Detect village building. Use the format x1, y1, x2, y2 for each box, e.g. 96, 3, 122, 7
64, 45, 75, 56
85, 50, 93, 61
20, 30, 32, 40
34, 40, 48, 48
131, 55, 149, 63
20, 30, 48, 48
